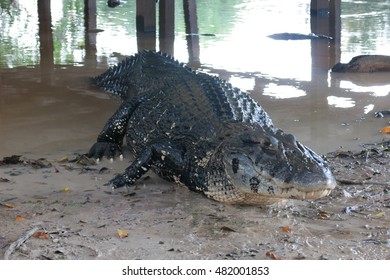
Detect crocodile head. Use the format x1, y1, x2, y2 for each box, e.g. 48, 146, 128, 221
205, 124, 336, 205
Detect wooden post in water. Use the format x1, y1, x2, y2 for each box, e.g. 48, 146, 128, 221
310, 0, 341, 42
136, 0, 156, 33
183, 0, 200, 65
159, 0, 175, 55
37, 0, 54, 83
329, 0, 341, 70
310, 0, 341, 71
310, 0, 329, 16
136, 0, 156, 51
84, 0, 97, 31
310, 0, 330, 35
84, 0, 97, 65
309, 0, 339, 147
329, 0, 341, 45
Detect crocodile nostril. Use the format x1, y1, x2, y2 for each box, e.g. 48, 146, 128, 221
285, 133, 296, 145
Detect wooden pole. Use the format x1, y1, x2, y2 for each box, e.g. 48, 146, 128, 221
84, 0, 97, 65
310, 0, 330, 36
329, 0, 341, 44
183, 0, 200, 64
136, 0, 156, 33
329, 0, 341, 69
183, 0, 198, 35
159, 0, 175, 55
37, 0, 54, 83
310, 0, 329, 16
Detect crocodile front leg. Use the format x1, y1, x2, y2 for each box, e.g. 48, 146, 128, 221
108, 142, 187, 189
88, 99, 139, 160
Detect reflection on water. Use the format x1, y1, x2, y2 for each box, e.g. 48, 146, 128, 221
263, 84, 307, 99
0, 0, 389, 157
339, 81, 390, 97
327, 96, 355, 108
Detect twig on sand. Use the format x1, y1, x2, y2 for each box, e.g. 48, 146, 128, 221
336, 178, 389, 186
4, 226, 39, 260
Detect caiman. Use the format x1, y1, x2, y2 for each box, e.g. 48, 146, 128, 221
88, 50, 336, 205
268, 32, 332, 40
331, 55, 390, 73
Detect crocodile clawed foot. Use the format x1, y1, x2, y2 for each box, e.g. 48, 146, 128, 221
104, 174, 128, 190
87, 142, 123, 161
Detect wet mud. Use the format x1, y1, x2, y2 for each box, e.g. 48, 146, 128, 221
1, 141, 389, 260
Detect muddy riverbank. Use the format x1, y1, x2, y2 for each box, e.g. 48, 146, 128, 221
1, 141, 389, 260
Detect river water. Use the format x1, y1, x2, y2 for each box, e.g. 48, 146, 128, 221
1, 0, 389, 157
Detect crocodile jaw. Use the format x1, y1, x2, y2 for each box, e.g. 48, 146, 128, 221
226, 163, 336, 205
205, 177, 336, 205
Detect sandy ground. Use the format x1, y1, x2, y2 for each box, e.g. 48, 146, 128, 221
1, 141, 389, 260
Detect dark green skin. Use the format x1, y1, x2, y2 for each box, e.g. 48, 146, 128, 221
88, 50, 336, 204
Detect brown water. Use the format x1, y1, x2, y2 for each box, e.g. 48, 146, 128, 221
1, 0, 390, 158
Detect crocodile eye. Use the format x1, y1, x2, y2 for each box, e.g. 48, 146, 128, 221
232, 158, 239, 174
263, 140, 272, 148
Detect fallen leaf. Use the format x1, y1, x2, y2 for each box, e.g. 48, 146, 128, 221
71, 154, 96, 166
374, 212, 385, 217
32, 231, 49, 239
98, 167, 110, 174
220, 226, 237, 232
15, 215, 26, 221
1, 155, 22, 164
117, 229, 128, 239
266, 251, 282, 260
57, 156, 69, 163
61, 187, 71, 193
318, 210, 331, 220
282, 226, 292, 233
380, 126, 390, 135
123, 192, 136, 197
28, 158, 52, 169
0, 202, 15, 208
